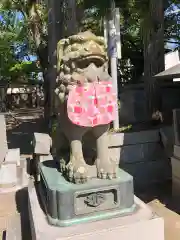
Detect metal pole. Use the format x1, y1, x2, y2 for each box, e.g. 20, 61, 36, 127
108, 0, 119, 130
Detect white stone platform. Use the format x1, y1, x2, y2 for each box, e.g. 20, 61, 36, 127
28, 181, 164, 240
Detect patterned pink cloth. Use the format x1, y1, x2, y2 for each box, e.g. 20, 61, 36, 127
67, 82, 117, 127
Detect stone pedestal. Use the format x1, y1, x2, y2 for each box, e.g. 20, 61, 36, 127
38, 160, 135, 226
27, 131, 164, 240
28, 180, 164, 240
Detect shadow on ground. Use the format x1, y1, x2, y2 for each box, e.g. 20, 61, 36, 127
15, 188, 32, 240
135, 180, 180, 216
136, 181, 172, 205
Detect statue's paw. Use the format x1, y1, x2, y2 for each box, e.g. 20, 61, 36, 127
97, 170, 116, 180
66, 161, 88, 184
59, 158, 66, 173
97, 158, 117, 180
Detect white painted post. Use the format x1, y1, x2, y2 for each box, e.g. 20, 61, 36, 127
108, 1, 120, 130
115, 8, 121, 60
103, 18, 108, 47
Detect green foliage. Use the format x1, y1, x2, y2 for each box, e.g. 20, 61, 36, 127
0, 9, 27, 80
10, 61, 39, 73
0, 1, 45, 83
9, 61, 41, 83
0, 0, 179, 85
82, 0, 179, 82
109, 125, 132, 133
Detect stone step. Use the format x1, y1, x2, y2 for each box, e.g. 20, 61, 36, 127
159, 126, 174, 157
0, 164, 17, 188
0, 157, 28, 190
160, 126, 174, 145
28, 182, 164, 240
171, 156, 180, 179
0, 115, 8, 165
172, 175, 180, 198
17, 157, 28, 186
171, 156, 180, 198
4, 149, 20, 166
173, 145, 180, 159
173, 109, 180, 146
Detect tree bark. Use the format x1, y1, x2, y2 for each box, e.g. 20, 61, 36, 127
65, 0, 78, 36
45, 0, 64, 127
143, 0, 164, 117
28, 0, 78, 128
27, 0, 49, 124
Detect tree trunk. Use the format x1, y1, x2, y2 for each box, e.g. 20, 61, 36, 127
45, 0, 64, 129
64, 0, 78, 36
37, 45, 49, 126
28, 0, 49, 124
143, 0, 164, 117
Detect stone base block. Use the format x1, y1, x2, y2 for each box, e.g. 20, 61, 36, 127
0, 114, 8, 165
160, 127, 174, 157
28, 181, 164, 240
0, 164, 17, 188
171, 156, 180, 178
33, 133, 52, 155
4, 148, 20, 166
171, 156, 180, 198
172, 175, 180, 198
0, 157, 28, 193
173, 145, 180, 159
38, 161, 135, 226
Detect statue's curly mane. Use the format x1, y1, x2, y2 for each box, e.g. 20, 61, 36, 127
55, 31, 111, 104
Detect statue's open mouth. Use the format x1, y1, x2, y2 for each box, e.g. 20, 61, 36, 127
75, 54, 107, 69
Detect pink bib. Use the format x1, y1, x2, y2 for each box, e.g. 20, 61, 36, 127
67, 82, 117, 127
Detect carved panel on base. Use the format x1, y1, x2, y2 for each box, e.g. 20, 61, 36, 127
75, 187, 119, 215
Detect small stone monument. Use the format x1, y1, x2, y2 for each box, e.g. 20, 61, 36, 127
28, 31, 164, 240
0, 115, 27, 192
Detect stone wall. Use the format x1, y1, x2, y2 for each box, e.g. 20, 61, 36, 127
119, 83, 180, 124
119, 87, 148, 124
109, 130, 172, 192
84, 129, 172, 192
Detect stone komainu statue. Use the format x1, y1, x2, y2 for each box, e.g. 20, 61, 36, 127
54, 31, 118, 184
